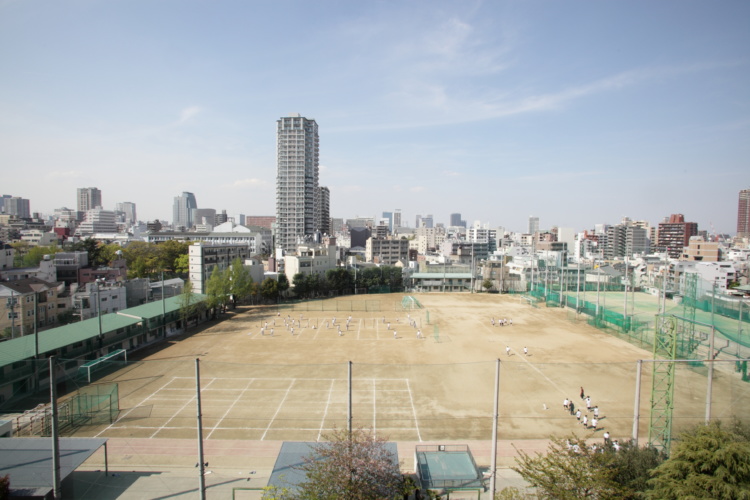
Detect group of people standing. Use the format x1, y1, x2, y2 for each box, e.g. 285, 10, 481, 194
563, 387, 603, 432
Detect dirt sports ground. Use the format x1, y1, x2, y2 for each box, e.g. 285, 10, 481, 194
61, 292, 749, 497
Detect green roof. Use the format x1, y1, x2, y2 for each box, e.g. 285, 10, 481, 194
0, 294, 207, 369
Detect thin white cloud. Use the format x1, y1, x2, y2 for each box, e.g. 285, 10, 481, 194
178, 106, 202, 124
442, 170, 461, 177
410, 186, 426, 193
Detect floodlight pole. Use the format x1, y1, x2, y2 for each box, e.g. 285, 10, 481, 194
489, 358, 500, 498
49, 356, 62, 500
632, 359, 643, 445
195, 358, 206, 500
706, 325, 716, 423
348, 361, 353, 440
576, 260, 581, 314
161, 271, 166, 337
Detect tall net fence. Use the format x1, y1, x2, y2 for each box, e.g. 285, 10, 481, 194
4, 358, 747, 444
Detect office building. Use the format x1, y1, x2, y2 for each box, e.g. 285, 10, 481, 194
528, 216, 540, 235
77, 187, 102, 212
276, 114, 319, 252
173, 192, 198, 229
738, 188, 750, 238
393, 209, 402, 229
4, 197, 31, 218
115, 202, 137, 225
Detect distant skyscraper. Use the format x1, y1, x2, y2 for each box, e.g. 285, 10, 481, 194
393, 209, 402, 229
115, 202, 137, 225
77, 187, 102, 212
450, 213, 462, 227
738, 188, 750, 238
422, 214, 434, 229
276, 114, 319, 252
5, 197, 31, 218
415, 214, 422, 228
382, 211, 393, 232
528, 216, 540, 235
173, 192, 198, 229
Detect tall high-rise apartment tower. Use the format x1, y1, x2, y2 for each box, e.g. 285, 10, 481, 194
738, 188, 750, 238
276, 114, 319, 252
173, 192, 198, 229
77, 187, 102, 212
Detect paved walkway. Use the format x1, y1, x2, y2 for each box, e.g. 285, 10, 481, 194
66, 438, 548, 498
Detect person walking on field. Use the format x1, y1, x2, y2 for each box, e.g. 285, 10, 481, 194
576, 409, 582, 421
523, 346, 528, 356
582, 414, 588, 427
593, 406, 600, 418
563, 398, 569, 410
580, 386, 585, 399
586, 396, 592, 410
506, 346, 511, 356
591, 417, 598, 430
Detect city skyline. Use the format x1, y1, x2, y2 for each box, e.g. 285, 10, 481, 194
1, 1, 748, 233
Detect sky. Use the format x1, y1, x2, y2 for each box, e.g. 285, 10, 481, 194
1, 0, 748, 235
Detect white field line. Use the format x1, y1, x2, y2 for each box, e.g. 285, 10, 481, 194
206, 378, 254, 439
95, 376, 177, 437
150, 378, 216, 438
406, 379, 422, 442
260, 379, 296, 440
317, 379, 335, 442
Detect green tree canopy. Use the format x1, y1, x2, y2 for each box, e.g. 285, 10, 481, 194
512, 436, 665, 500
205, 266, 230, 315
292, 273, 309, 298
260, 278, 279, 303
277, 273, 290, 296
647, 421, 750, 499
229, 257, 254, 305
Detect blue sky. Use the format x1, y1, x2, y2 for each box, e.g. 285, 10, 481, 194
1, 0, 748, 234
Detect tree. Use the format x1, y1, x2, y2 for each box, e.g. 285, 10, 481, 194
11, 243, 61, 268
512, 436, 663, 500
0, 474, 9, 500
326, 268, 354, 294
174, 254, 189, 276
205, 267, 230, 317
179, 280, 197, 330
277, 273, 290, 297
295, 427, 402, 500
158, 240, 189, 272
647, 421, 750, 499
513, 437, 621, 499
483, 279, 493, 292
260, 278, 279, 303
292, 273, 309, 298
121, 241, 160, 278
229, 257, 254, 306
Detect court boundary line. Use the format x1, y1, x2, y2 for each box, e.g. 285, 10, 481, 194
260, 379, 296, 440
317, 379, 335, 442
406, 379, 422, 442
206, 378, 255, 439
150, 378, 217, 438
94, 375, 177, 438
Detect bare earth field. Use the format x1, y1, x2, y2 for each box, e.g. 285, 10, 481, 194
60, 292, 748, 498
